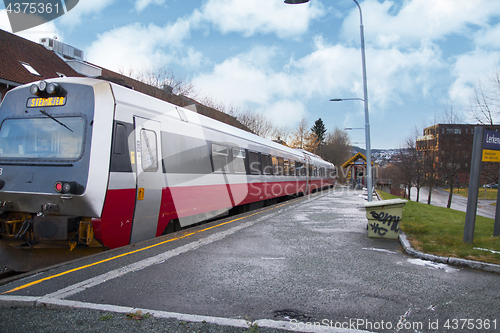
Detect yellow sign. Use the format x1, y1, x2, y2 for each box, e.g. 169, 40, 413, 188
27, 96, 66, 108
482, 149, 500, 162
137, 188, 145, 200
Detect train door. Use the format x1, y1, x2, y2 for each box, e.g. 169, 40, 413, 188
130, 116, 163, 244
305, 156, 311, 195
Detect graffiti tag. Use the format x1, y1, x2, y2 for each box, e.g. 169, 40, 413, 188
369, 211, 401, 237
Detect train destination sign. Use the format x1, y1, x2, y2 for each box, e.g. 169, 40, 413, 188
482, 130, 500, 162
26, 96, 66, 108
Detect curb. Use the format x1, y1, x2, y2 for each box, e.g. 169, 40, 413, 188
399, 232, 500, 274
0, 296, 373, 333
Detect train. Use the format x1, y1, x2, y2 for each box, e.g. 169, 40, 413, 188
0, 77, 335, 271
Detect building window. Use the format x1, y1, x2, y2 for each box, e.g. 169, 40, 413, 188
20, 62, 41, 76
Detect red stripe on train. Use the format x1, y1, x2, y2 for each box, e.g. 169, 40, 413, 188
93, 179, 333, 248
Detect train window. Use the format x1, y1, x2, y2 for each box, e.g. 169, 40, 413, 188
272, 156, 279, 175
283, 159, 290, 176
313, 166, 318, 177
140, 129, 158, 172
232, 148, 246, 173
289, 160, 295, 176
0, 117, 85, 160
295, 161, 303, 176
277, 157, 284, 175
113, 123, 127, 155
262, 154, 272, 175
248, 151, 261, 175
212, 143, 229, 173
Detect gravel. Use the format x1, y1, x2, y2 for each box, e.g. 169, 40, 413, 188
0, 306, 292, 333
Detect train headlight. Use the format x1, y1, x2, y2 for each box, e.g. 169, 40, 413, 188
30, 84, 41, 95
38, 80, 47, 92
46, 82, 60, 95
30, 81, 49, 96
62, 182, 77, 194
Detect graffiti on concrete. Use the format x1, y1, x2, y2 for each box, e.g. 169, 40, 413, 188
368, 211, 401, 237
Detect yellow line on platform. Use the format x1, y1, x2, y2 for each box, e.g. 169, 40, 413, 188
2, 201, 294, 294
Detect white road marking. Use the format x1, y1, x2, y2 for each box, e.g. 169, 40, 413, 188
45, 220, 256, 300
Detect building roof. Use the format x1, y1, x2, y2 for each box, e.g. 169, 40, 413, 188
0, 29, 83, 85
341, 152, 374, 168
0, 29, 250, 133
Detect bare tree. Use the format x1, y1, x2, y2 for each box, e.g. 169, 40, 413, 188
236, 109, 274, 138
470, 69, 500, 125
439, 106, 468, 208
423, 141, 439, 205
394, 146, 416, 200
127, 67, 198, 98
272, 126, 292, 145
322, 127, 352, 183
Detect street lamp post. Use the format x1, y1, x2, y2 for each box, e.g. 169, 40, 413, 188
285, 0, 373, 201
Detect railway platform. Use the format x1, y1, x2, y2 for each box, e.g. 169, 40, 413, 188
0, 187, 499, 333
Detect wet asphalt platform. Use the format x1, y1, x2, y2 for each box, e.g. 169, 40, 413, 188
0, 187, 499, 333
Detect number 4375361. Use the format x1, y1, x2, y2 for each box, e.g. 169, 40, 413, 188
444, 319, 497, 330
6, 2, 60, 14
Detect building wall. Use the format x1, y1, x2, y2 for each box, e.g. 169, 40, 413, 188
417, 124, 500, 184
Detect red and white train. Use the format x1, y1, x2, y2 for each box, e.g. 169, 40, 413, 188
0, 77, 335, 271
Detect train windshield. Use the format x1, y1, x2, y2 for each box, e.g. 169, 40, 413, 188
0, 117, 85, 160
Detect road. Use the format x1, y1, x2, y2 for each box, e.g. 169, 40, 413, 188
1, 188, 499, 333
409, 187, 496, 219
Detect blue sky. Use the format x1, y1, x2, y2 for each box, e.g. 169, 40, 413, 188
2, 0, 500, 149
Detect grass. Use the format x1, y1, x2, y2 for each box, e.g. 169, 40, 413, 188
444, 187, 498, 200
379, 191, 500, 265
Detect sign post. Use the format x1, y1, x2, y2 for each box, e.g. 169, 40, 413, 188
483, 130, 500, 237
464, 127, 500, 243
464, 127, 484, 243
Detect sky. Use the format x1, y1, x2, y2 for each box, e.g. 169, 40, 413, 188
2, 0, 500, 149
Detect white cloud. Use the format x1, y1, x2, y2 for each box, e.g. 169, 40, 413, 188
474, 23, 500, 49
257, 100, 307, 128
449, 49, 500, 108
341, 0, 500, 48
193, 46, 296, 106
192, 34, 445, 129
199, 0, 325, 38
134, 0, 166, 13
85, 18, 200, 73
0, 10, 60, 43
58, 0, 116, 27
291, 36, 444, 109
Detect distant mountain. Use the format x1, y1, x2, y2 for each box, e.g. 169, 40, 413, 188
351, 146, 401, 166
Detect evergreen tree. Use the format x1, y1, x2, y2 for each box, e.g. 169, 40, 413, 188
311, 118, 327, 144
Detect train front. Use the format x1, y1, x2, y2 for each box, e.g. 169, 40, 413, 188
0, 78, 114, 271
